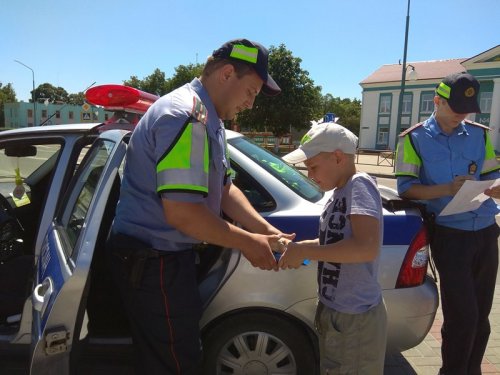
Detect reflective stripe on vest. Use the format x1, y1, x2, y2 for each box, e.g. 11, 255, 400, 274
395, 135, 421, 177
481, 131, 500, 174
156, 120, 209, 195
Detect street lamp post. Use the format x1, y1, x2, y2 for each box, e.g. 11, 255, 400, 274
394, 0, 412, 150
14, 60, 36, 127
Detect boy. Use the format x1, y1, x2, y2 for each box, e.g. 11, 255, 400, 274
280, 122, 387, 374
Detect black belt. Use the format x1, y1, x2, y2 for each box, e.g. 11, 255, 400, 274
110, 231, 206, 256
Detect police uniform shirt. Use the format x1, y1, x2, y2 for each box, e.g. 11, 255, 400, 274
113, 78, 230, 251
396, 114, 500, 231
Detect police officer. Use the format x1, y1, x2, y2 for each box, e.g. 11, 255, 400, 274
395, 72, 500, 375
108, 39, 293, 374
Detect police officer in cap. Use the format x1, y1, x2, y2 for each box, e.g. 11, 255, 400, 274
108, 39, 294, 374
395, 72, 500, 375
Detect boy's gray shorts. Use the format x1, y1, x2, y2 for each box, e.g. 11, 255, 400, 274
315, 300, 387, 375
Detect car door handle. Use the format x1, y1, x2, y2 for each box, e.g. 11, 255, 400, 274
32, 277, 54, 313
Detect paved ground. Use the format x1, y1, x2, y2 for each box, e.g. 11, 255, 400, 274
354, 153, 500, 374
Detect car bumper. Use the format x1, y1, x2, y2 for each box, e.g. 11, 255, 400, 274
384, 275, 439, 353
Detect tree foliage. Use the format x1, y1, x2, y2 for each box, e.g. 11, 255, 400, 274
33, 83, 69, 104
236, 44, 323, 136
124, 68, 169, 96
124, 64, 203, 96
68, 92, 85, 105
321, 94, 361, 136
0, 82, 17, 127
166, 63, 203, 93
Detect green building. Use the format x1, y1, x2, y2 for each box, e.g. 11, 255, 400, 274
3, 101, 114, 128
359, 45, 500, 151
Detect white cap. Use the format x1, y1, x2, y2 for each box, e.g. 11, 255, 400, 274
282, 122, 358, 164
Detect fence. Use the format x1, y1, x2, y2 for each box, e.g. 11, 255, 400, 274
356, 149, 395, 167
242, 132, 296, 154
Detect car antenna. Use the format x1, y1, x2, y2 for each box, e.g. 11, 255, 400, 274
38, 81, 97, 126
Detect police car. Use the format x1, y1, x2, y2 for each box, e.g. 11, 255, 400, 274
0, 85, 438, 374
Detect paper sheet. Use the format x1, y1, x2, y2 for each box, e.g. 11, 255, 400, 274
439, 179, 500, 216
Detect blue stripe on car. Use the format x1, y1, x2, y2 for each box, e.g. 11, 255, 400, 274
267, 215, 422, 245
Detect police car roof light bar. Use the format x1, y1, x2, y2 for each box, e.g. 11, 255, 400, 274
85, 84, 159, 114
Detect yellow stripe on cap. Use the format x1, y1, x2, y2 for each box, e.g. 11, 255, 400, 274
230, 44, 258, 64
437, 82, 451, 99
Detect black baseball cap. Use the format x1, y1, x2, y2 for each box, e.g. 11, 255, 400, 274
436, 72, 481, 114
212, 39, 281, 96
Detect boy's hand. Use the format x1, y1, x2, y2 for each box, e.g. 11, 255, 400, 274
269, 236, 293, 253
278, 242, 304, 269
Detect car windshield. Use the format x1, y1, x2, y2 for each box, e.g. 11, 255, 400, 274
0, 143, 61, 199
229, 136, 323, 202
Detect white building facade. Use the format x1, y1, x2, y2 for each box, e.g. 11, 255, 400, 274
358, 45, 500, 151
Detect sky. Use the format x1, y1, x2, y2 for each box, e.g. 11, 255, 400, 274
2, 0, 499, 103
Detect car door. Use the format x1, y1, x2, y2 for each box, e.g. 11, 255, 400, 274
29, 129, 129, 374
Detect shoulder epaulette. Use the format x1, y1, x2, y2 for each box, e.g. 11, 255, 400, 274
191, 96, 208, 125
399, 121, 424, 137
464, 119, 490, 130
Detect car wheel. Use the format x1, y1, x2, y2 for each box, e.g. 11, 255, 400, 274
202, 311, 317, 375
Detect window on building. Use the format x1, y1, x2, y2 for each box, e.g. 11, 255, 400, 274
42, 110, 47, 118
479, 92, 492, 114
378, 94, 392, 114
27, 109, 33, 118
420, 92, 434, 114
69, 111, 74, 120
56, 111, 61, 119
377, 128, 389, 145
402, 93, 413, 114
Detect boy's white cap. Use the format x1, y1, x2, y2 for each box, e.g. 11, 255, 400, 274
282, 122, 358, 164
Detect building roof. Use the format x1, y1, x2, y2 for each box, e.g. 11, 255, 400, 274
360, 58, 467, 85
463, 45, 500, 64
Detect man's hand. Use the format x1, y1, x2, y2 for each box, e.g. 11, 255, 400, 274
240, 234, 281, 271
484, 185, 500, 199
449, 175, 474, 195
277, 232, 296, 242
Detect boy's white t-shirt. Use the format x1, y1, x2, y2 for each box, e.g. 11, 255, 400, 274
317, 172, 383, 314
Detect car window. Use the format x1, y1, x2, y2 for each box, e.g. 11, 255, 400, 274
231, 162, 276, 212
228, 136, 323, 202
59, 139, 115, 257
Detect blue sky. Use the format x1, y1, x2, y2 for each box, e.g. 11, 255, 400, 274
2, 0, 499, 102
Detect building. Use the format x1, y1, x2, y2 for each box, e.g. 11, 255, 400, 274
3, 101, 114, 128
358, 45, 500, 151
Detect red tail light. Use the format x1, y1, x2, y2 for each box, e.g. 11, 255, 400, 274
85, 84, 159, 114
395, 225, 430, 288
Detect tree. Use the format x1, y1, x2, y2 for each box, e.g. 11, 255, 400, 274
0, 82, 17, 127
124, 64, 203, 96
34, 83, 69, 104
166, 63, 203, 93
321, 94, 361, 136
68, 92, 85, 105
123, 68, 169, 96
236, 44, 323, 136
122, 75, 143, 90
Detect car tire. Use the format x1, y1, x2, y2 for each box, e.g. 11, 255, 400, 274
202, 311, 317, 375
